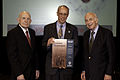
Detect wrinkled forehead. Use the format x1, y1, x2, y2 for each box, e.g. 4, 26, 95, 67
85, 13, 97, 19
19, 11, 31, 18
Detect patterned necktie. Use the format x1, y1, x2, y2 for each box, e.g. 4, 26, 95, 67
26, 31, 31, 47
58, 25, 63, 39
89, 31, 95, 53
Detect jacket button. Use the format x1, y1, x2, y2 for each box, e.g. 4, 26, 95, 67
89, 57, 91, 59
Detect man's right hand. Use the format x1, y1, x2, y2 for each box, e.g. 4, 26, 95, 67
17, 74, 25, 80
81, 71, 86, 80
47, 37, 55, 47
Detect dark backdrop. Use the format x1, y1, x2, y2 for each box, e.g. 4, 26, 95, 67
0, 0, 119, 80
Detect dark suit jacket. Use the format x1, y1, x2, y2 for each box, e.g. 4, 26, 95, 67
83, 26, 115, 80
42, 22, 78, 76
7, 25, 39, 80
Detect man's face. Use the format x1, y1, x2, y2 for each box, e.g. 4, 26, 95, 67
85, 13, 98, 30
57, 7, 69, 24
18, 12, 31, 28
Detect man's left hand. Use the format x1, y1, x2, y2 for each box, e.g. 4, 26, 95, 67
35, 70, 40, 79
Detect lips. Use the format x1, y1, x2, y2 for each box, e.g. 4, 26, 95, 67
88, 23, 93, 26
61, 18, 65, 21
23, 23, 29, 26
23, 22, 28, 25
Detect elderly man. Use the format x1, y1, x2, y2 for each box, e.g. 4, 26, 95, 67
81, 12, 115, 80
7, 11, 40, 80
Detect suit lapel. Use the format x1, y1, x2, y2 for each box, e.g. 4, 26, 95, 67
17, 25, 27, 41
17, 25, 32, 48
86, 30, 90, 53
28, 28, 34, 48
52, 22, 59, 39
91, 26, 101, 53
64, 23, 72, 39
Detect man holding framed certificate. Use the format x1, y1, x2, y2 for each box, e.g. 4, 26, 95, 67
42, 5, 79, 80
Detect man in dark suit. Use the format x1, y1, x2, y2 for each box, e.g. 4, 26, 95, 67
42, 5, 79, 80
81, 12, 115, 80
7, 11, 40, 80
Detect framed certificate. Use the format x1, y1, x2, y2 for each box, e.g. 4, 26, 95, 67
52, 39, 74, 68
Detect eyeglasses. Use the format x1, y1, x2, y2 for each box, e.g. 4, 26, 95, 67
58, 13, 68, 16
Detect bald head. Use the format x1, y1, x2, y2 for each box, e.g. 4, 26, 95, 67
18, 11, 31, 19
17, 11, 32, 29
85, 12, 98, 30
85, 12, 97, 19
57, 5, 69, 14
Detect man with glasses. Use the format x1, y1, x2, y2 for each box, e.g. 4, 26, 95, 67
42, 5, 79, 80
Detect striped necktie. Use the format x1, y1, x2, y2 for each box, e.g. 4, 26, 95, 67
58, 25, 63, 39
89, 31, 95, 53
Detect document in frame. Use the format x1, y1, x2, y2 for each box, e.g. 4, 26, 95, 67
52, 39, 74, 68
52, 39, 67, 68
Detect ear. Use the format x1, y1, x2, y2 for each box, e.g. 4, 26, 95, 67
30, 19, 32, 23
57, 12, 59, 16
67, 13, 69, 17
17, 18, 20, 23
95, 18, 98, 24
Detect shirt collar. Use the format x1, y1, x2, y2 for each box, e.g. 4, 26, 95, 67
19, 24, 29, 34
90, 25, 99, 39
57, 21, 66, 28
91, 25, 99, 34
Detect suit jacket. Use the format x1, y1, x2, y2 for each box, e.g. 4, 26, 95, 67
83, 26, 115, 80
42, 22, 79, 75
7, 25, 39, 80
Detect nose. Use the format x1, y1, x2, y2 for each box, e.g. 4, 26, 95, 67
87, 20, 91, 24
24, 18, 28, 23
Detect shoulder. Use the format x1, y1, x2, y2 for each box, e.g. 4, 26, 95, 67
66, 22, 77, 30
7, 25, 20, 35
84, 29, 89, 36
43, 22, 56, 32
44, 22, 56, 28
7, 26, 22, 40
29, 28, 35, 33
99, 26, 113, 35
